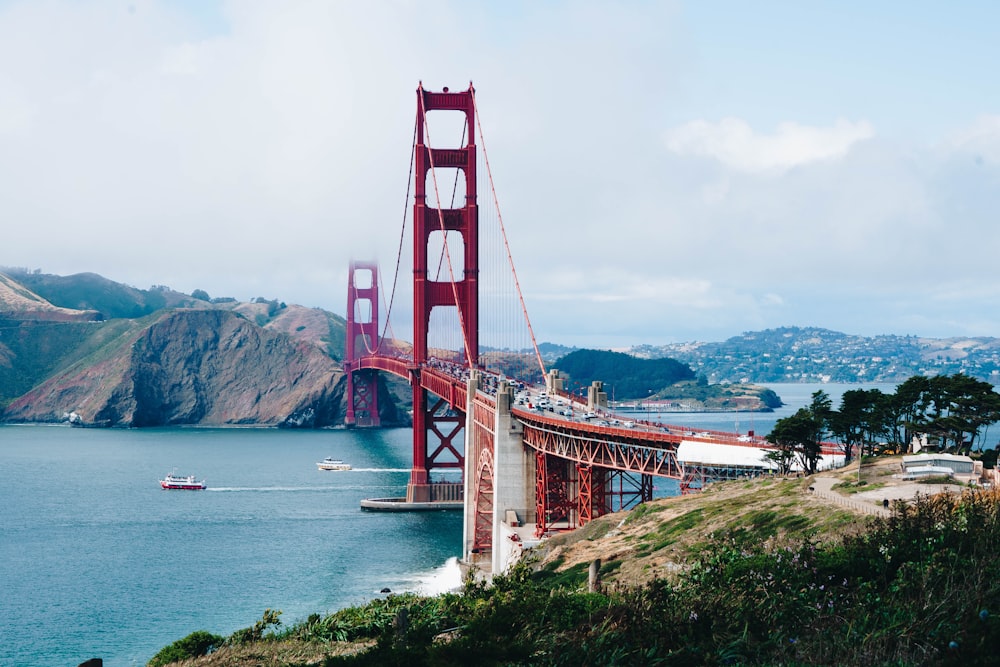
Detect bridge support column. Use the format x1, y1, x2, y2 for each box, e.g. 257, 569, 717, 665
407, 384, 464, 503
587, 380, 607, 413
346, 369, 380, 428
545, 369, 564, 395
490, 382, 533, 575
462, 371, 482, 564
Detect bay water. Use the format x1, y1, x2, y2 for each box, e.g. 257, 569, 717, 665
639, 382, 900, 436
0, 426, 462, 666
0, 382, 897, 666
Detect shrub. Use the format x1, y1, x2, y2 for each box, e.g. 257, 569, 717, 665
147, 630, 224, 666
228, 608, 282, 644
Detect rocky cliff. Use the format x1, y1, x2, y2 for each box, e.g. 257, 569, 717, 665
3, 309, 353, 426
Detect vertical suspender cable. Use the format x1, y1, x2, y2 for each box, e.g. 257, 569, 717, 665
471, 89, 547, 379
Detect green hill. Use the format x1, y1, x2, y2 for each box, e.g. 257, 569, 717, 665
553, 348, 696, 399
3, 268, 197, 319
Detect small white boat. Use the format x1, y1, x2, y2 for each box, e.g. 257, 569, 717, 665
316, 457, 351, 471
160, 473, 207, 490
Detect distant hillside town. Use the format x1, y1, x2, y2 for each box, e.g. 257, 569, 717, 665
629, 327, 1000, 385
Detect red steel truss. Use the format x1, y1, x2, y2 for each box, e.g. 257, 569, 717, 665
518, 412, 683, 479
576, 463, 595, 526
534, 452, 578, 536
521, 412, 681, 536
605, 469, 654, 511
576, 464, 612, 526
472, 445, 495, 554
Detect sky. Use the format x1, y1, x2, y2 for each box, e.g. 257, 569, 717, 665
3, 1, 1000, 349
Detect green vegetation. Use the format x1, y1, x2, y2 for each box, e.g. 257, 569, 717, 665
0, 271, 360, 419
767, 391, 831, 474
321, 310, 348, 362
7, 269, 169, 318
153, 490, 1000, 666
553, 348, 696, 399
552, 349, 781, 408
0, 317, 138, 407
148, 630, 225, 666
832, 480, 887, 495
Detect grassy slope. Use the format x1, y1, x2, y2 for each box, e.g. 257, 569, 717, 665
532, 473, 864, 589
0, 318, 141, 406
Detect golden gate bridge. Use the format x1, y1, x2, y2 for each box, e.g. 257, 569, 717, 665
342, 83, 842, 574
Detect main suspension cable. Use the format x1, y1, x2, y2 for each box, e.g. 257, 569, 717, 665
362, 117, 419, 356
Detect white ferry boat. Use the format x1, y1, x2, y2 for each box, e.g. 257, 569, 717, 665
316, 457, 351, 471
160, 473, 207, 490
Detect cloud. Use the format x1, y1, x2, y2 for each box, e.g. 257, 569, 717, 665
2, 2, 1000, 348
663, 117, 875, 173
942, 114, 1000, 162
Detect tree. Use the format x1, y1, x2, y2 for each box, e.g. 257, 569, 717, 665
828, 388, 891, 461
891, 376, 932, 451
766, 393, 828, 475
191, 288, 210, 301
882, 374, 1000, 454
926, 375, 1000, 453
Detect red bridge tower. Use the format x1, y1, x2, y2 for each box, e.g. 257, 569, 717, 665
345, 261, 380, 428
408, 83, 479, 503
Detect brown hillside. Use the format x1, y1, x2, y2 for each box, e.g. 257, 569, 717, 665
0, 272, 101, 321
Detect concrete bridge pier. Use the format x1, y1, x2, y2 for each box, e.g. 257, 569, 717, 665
461, 371, 481, 568
461, 377, 537, 576
490, 382, 535, 574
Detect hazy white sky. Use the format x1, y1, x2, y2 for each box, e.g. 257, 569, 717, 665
3, 1, 1000, 347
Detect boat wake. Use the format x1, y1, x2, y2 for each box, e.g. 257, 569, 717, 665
209, 486, 322, 492
208, 485, 403, 492
347, 468, 411, 473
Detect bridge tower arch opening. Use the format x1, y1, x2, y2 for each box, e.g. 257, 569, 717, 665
408, 83, 479, 503
345, 261, 380, 428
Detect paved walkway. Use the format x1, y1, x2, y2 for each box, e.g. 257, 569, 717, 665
809, 476, 890, 517
809, 469, 970, 519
